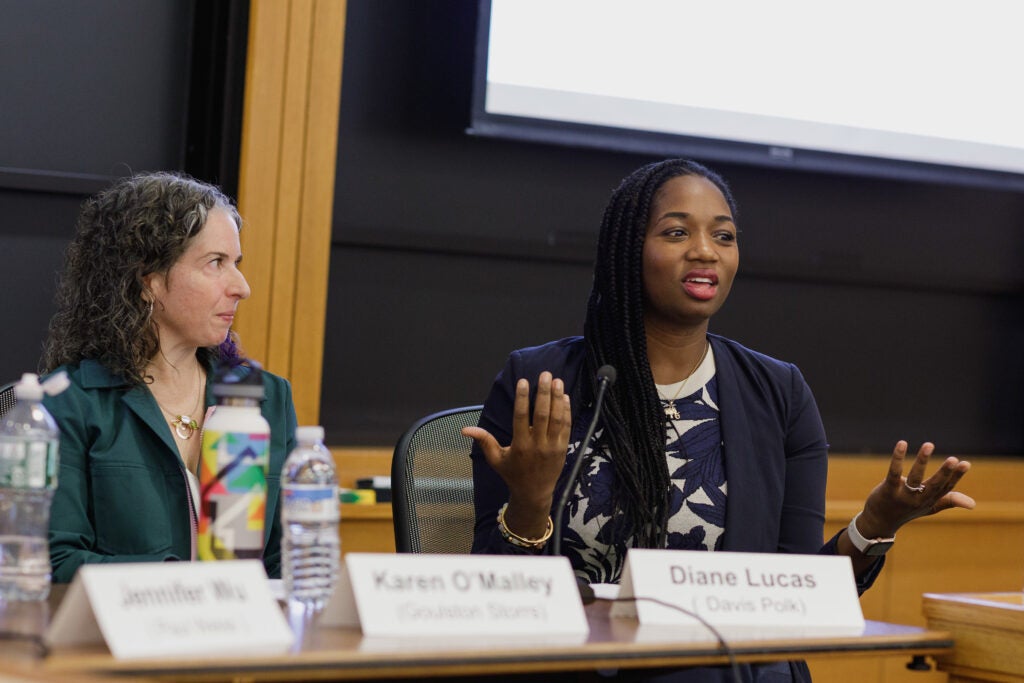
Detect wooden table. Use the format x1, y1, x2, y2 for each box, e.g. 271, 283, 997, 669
923, 592, 1024, 682
0, 589, 953, 682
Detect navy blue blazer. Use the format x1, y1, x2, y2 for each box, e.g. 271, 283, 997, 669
471, 335, 881, 590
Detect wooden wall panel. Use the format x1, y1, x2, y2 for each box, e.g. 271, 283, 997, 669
234, 1, 287, 365
235, 0, 345, 425
292, 0, 345, 424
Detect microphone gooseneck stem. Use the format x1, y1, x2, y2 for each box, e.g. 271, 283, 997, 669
549, 366, 616, 558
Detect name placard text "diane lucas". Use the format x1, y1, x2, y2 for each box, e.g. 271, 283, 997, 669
611, 549, 864, 633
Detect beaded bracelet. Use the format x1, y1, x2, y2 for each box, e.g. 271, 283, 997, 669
496, 502, 553, 550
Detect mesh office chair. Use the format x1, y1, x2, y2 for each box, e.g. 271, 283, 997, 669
391, 405, 482, 554
0, 382, 16, 418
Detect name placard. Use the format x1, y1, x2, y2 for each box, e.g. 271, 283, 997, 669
45, 560, 293, 659
317, 563, 360, 628
345, 552, 589, 637
610, 549, 864, 633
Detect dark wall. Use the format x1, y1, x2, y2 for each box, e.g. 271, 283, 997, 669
322, 1, 1024, 453
0, 0, 191, 383
0, 1, 246, 385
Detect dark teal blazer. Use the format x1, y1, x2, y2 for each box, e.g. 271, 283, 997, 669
44, 359, 297, 583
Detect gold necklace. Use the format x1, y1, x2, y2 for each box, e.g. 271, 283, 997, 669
657, 341, 709, 421
154, 364, 204, 440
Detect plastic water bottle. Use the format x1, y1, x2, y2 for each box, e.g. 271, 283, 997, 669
281, 425, 339, 611
198, 362, 270, 561
0, 372, 69, 601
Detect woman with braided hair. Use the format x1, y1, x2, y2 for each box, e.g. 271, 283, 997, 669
465, 159, 974, 681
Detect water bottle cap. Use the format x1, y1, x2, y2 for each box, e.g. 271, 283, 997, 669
212, 383, 265, 400
14, 373, 44, 400
211, 361, 265, 401
296, 425, 325, 443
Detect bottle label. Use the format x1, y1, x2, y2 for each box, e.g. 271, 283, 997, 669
196, 429, 270, 561
282, 485, 340, 523
0, 437, 59, 489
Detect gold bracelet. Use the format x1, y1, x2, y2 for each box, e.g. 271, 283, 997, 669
496, 502, 553, 550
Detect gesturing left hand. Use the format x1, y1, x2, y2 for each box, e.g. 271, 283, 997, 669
856, 440, 975, 540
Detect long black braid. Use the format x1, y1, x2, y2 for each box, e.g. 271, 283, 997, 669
580, 159, 738, 548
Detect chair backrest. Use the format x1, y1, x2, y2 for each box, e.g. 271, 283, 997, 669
391, 405, 483, 554
0, 382, 16, 419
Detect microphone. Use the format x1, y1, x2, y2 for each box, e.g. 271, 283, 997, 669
550, 364, 617, 561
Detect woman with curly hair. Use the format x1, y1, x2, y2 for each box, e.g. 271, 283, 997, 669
42, 172, 297, 582
465, 159, 974, 682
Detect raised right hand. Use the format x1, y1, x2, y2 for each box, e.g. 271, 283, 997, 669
462, 371, 571, 536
